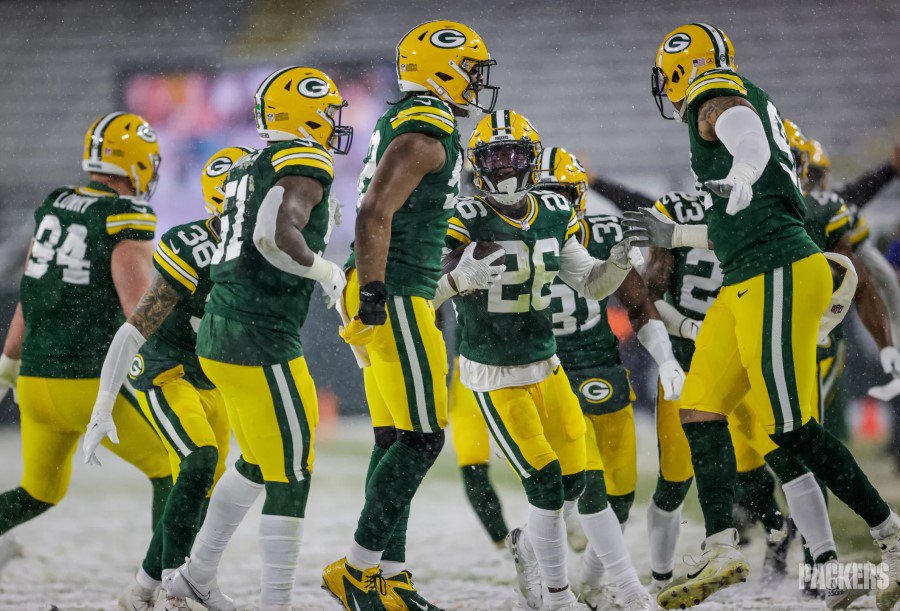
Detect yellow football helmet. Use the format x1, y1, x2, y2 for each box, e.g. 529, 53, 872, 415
468, 110, 541, 205
82, 112, 161, 199
652, 23, 736, 120
397, 20, 497, 113
805, 138, 831, 191
254, 66, 353, 154
200, 146, 254, 216
535, 147, 589, 217
782, 119, 810, 187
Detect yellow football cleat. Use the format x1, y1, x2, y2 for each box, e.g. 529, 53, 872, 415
322, 557, 387, 611
657, 529, 749, 609
379, 571, 444, 611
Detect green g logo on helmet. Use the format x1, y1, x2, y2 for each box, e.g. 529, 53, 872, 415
430, 28, 466, 49
205, 156, 233, 178
663, 33, 692, 53
579, 378, 613, 404
297, 77, 329, 98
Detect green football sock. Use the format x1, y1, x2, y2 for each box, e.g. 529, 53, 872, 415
578, 470, 609, 515
523, 461, 564, 511
382, 501, 410, 562
354, 441, 436, 552
773, 420, 889, 528
150, 476, 173, 530
608, 492, 635, 525
652, 476, 692, 513
763, 447, 807, 483
735, 466, 783, 533
460, 464, 508, 543
160, 447, 217, 570
0, 487, 53, 536
142, 523, 164, 581
683, 420, 736, 537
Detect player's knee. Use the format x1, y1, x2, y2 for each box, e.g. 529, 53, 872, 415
578, 470, 609, 514
524, 461, 564, 511
235, 456, 265, 485
179, 446, 219, 494
770, 419, 825, 455
608, 492, 635, 524
263, 478, 311, 518
763, 447, 808, 482
652, 475, 692, 512
396, 429, 445, 461
680, 409, 726, 425
562, 471, 585, 502
373, 426, 398, 450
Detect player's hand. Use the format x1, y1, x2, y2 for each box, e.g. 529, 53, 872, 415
608, 235, 638, 270
340, 316, 379, 347
623, 207, 676, 249
0, 355, 19, 405
681, 318, 702, 342
880, 346, 900, 380
83, 393, 119, 466
658, 359, 686, 400
318, 260, 347, 310
449, 242, 506, 293
357, 281, 387, 326
704, 162, 755, 216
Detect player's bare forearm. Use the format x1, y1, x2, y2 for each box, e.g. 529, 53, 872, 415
2, 303, 24, 359
271, 175, 324, 267
616, 268, 656, 331
355, 132, 445, 286
111, 239, 154, 317
838, 238, 891, 348
127, 273, 180, 338
643, 247, 675, 301
697, 95, 755, 141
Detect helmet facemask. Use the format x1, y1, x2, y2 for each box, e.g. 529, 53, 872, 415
133, 152, 161, 201
473, 141, 539, 206
459, 58, 498, 113
651, 66, 687, 122
324, 101, 353, 155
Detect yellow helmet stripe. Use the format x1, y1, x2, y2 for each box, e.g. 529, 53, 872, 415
255, 66, 297, 130
88, 112, 125, 162
271, 146, 333, 164
391, 115, 454, 134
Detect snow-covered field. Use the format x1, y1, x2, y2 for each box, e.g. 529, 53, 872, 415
0, 416, 886, 610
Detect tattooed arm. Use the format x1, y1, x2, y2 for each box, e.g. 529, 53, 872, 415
697, 96, 755, 141
128, 272, 181, 337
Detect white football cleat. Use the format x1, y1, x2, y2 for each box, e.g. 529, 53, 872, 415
0, 534, 22, 575
876, 528, 900, 611
647, 576, 672, 596
119, 576, 157, 611
547, 601, 590, 611
506, 527, 542, 610
163, 559, 235, 611
657, 528, 749, 609
822, 558, 867, 610
616, 591, 654, 611
566, 508, 588, 553
152, 589, 190, 611
575, 582, 616, 611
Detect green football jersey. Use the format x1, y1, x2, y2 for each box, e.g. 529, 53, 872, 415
685, 69, 819, 285
19, 182, 157, 378
446, 191, 580, 367
803, 191, 852, 252
196, 140, 335, 366
129, 217, 220, 391
348, 95, 462, 298
550, 214, 623, 370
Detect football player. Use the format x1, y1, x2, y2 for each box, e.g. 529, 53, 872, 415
441, 111, 640, 611
628, 24, 900, 608
324, 20, 498, 611
806, 139, 900, 210
82, 146, 252, 610
0, 112, 172, 573
159, 67, 350, 610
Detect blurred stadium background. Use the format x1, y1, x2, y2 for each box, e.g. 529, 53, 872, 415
1, 0, 897, 434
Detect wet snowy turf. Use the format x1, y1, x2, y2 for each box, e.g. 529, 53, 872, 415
0, 417, 883, 610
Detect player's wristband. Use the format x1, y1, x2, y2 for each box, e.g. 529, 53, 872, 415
303, 254, 334, 282
358, 281, 387, 326
672, 223, 709, 249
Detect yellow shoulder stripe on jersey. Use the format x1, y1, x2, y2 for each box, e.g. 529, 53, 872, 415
154, 241, 199, 293
76, 186, 115, 197
825, 205, 851, 235
686, 72, 747, 106
448, 216, 470, 237
271, 145, 333, 165
271, 155, 334, 178
106, 212, 157, 235
849, 215, 871, 246
391, 114, 455, 135
653, 200, 675, 221
447, 217, 471, 244
564, 210, 579, 240
395, 105, 454, 122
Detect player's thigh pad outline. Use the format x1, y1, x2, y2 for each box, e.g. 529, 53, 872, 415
655, 383, 694, 483
449, 358, 491, 467
728, 401, 772, 473
729, 253, 831, 435
588, 405, 637, 496
536, 367, 586, 477
199, 356, 318, 483
17, 376, 170, 503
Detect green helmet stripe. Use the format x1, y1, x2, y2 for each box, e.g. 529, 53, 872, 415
693, 23, 725, 67
89, 111, 125, 162
255, 66, 298, 130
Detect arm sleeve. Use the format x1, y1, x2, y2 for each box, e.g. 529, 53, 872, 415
714, 105, 771, 183
106, 199, 157, 243
589, 176, 654, 212
655, 299, 696, 339
558, 237, 630, 300
836, 163, 897, 209
636, 319, 678, 368
94, 322, 146, 416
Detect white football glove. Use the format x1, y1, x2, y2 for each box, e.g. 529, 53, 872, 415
608, 235, 641, 270
450, 242, 506, 294
318, 259, 347, 310
680, 318, 702, 342
83, 391, 119, 466
880, 346, 900, 380
704, 163, 755, 216
658, 360, 686, 400
0, 354, 19, 405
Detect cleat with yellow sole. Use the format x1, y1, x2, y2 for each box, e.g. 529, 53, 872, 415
322, 557, 387, 611
379, 571, 443, 611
